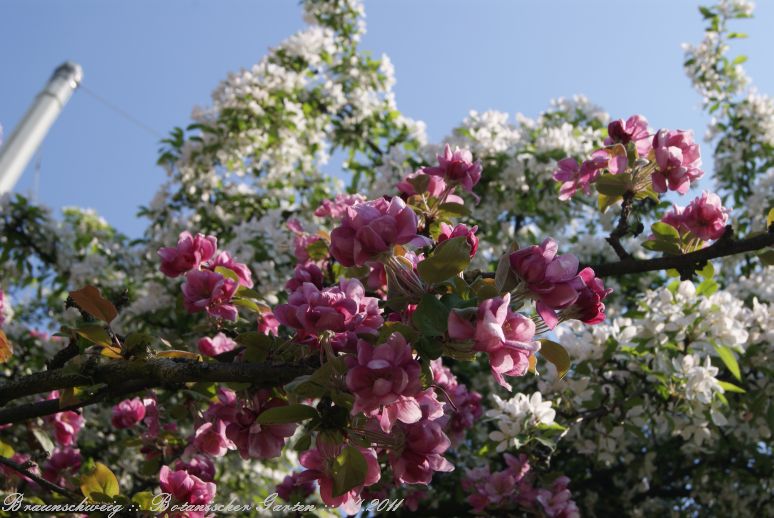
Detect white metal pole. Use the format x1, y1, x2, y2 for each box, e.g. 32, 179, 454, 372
0, 61, 82, 194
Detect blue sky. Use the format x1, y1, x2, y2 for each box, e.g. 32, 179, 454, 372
2, 1, 773, 237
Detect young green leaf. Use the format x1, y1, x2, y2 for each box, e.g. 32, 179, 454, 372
417, 236, 471, 284
713, 343, 741, 381
331, 446, 368, 497
539, 339, 571, 379
255, 404, 319, 425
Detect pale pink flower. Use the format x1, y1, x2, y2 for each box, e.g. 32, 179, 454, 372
423, 144, 482, 195
682, 191, 729, 241
205, 251, 253, 288
197, 333, 237, 357
651, 129, 703, 194
605, 114, 651, 156
159, 465, 216, 505
315, 193, 367, 219
181, 269, 239, 321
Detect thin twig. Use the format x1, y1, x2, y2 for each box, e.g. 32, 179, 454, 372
0, 455, 78, 498
605, 190, 635, 260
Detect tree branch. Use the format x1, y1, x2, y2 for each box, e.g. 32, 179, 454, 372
0, 357, 318, 409
590, 226, 773, 278
605, 191, 634, 260
0, 455, 78, 499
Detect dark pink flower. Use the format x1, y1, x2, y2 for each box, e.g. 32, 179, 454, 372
286, 263, 324, 292
553, 153, 608, 200
224, 390, 297, 460
682, 191, 729, 241
257, 312, 280, 337
198, 333, 237, 357
175, 453, 216, 482
536, 476, 580, 518
389, 417, 454, 484
276, 472, 316, 502
660, 204, 686, 231
560, 268, 612, 325
315, 193, 367, 219
346, 333, 422, 425
43, 447, 81, 487
423, 144, 482, 195
448, 294, 539, 390
194, 419, 234, 457
651, 129, 703, 194
158, 231, 217, 278
298, 442, 381, 514
205, 251, 253, 288
397, 171, 465, 204
0, 289, 7, 327
181, 269, 239, 321
111, 397, 146, 429
330, 197, 430, 267
431, 360, 483, 446
274, 279, 382, 345
438, 223, 479, 257
605, 115, 651, 156
159, 465, 216, 505
45, 396, 84, 446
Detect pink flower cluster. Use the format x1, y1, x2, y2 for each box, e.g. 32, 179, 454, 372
423, 144, 482, 196
43, 447, 81, 488
298, 442, 381, 514
194, 388, 296, 461
314, 193, 367, 219
45, 391, 84, 447
509, 238, 610, 329
430, 359, 483, 446
275, 278, 383, 350
554, 114, 704, 198
448, 294, 540, 390
330, 196, 430, 267
659, 191, 730, 242
158, 231, 253, 321
463, 454, 579, 517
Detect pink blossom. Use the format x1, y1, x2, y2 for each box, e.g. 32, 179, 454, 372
289, 221, 323, 264
274, 278, 383, 345
315, 193, 367, 219
561, 268, 612, 325
43, 447, 81, 487
0, 289, 7, 327
198, 332, 237, 357
286, 263, 324, 292
438, 223, 479, 257
448, 294, 540, 390
45, 395, 84, 446
159, 465, 216, 505
509, 238, 585, 324
111, 397, 146, 429
224, 390, 297, 460
431, 360, 483, 446
158, 231, 218, 278
257, 312, 280, 337
605, 115, 651, 156
682, 191, 729, 241
423, 144, 482, 195
194, 419, 234, 457
276, 472, 316, 502
175, 453, 216, 482
298, 442, 381, 514
553, 153, 606, 200
329, 197, 430, 267
660, 204, 686, 231
389, 417, 454, 484
0, 453, 39, 483
142, 395, 160, 440
346, 333, 422, 425
397, 171, 465, 204
536, 476, 580, 518
205, 251, 253, 288
651, 129, 703, 194
181, 269, 239, 321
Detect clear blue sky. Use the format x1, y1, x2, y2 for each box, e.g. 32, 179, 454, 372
2, 1, 774, 237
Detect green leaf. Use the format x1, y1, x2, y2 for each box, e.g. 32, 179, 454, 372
767, 208, 774, 229
377, 321, 419, 343
0, 439, 15, 458
417, 236, 471, 284
415, 336, 443, 360
718, 381, 746, 393
437, 202, 469, 217
131, 491, 155, 511
651, 222, 680, 239
713, 343, 741, 381
758, 249, 774, 266
256, 404, 319, 425
495, 253, 518, 294
595, 173, 633, 197
698, 262, 715, 279
31, 427, 55, 455
412, 294, 450, 337
696, 278, 719, 296
331, 446, 367, 498
598, 194, 622, 213
306, 239, 330, 261
642, 239, 682, 255
70, 324, 113, 348
235, 332, 272, 363
81, 462, 120, 499
215, 266, 240, 282
732, 54, 748, 64
539, 339, 571, 379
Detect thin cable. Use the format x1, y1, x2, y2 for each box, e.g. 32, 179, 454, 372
78, 83, 164, 139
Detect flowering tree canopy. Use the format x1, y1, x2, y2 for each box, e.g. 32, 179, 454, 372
1, 0, 773, 516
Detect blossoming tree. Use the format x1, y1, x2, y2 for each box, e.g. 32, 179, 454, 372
1, 0, 773, 516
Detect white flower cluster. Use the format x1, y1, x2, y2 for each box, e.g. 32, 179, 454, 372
486, 392, 557, 452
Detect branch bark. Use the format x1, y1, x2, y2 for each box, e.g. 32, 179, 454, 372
0, 455, 78, 498
605, 190, 635, 260
0, 357, 318, 417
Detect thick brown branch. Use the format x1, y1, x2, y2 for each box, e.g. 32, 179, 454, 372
590, 227, 773, 278
0, 455, 78, 498
605, 191, 635, 260
0, 357, 318, 408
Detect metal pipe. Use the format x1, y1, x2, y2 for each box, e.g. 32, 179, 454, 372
0, 62, 82, 194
